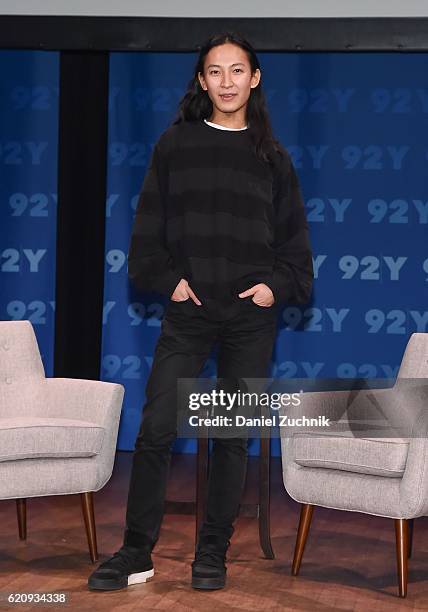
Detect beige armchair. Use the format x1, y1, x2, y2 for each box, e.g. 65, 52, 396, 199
0, 320, 124, 562
280, 332, 428, 597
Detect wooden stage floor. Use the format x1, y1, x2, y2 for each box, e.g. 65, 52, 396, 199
1, 451, 428, 611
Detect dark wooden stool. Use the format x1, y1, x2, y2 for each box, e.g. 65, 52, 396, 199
164, 435, 274, 559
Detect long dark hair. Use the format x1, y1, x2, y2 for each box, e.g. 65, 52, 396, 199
171, 31, 284, 166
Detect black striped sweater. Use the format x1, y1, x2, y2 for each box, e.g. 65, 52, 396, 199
127, 118, 313, 305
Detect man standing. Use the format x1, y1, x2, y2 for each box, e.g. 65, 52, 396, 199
88, 31, 313, 592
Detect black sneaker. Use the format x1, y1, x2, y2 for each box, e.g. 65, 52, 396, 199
191, 536, 230, 590
88, 545, 154, 591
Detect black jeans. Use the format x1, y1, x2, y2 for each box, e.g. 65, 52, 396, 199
124, 295, 278, 551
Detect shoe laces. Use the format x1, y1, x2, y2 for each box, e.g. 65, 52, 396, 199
102, 546, 148, 572
194, 548, 226, 568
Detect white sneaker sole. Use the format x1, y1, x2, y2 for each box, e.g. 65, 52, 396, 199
128, 568, 155, 586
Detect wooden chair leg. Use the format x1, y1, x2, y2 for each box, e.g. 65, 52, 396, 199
80, 492, 98, 563
16, 499, 27, 540
407, 518, 414, 558
395, 518, 409, 598
292, 504, 314, 576
259, 435, 274, 559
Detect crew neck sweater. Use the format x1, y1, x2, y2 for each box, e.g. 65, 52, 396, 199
128, 118, 313, 305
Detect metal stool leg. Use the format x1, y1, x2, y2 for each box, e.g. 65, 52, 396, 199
195, 436, 209, 547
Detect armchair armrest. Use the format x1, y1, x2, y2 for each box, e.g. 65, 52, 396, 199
41, 378, 124, 427
39, 378, 125, 492
280, 381, 427, 441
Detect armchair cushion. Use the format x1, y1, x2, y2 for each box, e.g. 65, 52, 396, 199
0, 417, 105, 462
293, 433, 409, 478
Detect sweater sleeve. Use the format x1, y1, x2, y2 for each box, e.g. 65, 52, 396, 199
262, 151, 314, 306
127, 142, 183, 298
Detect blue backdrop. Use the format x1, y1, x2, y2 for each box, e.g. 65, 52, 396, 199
101, 51, 428, 456
1, 50, 427, 456
0, 50, 59, 375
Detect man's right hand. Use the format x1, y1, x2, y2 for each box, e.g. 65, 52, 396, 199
171, 279, 202, 305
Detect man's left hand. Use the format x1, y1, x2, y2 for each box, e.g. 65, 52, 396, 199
238, 283, 275, 307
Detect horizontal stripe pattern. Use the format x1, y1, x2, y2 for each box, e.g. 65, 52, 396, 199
167, 190, 274, 222
131, 233, 275, 266
127, 119, 314, 304
168, 167, 272, 203
166, 211, 274, 244
170, 141, 271, 180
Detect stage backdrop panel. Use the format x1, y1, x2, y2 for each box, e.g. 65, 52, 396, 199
0, 50, 59, 375
102, 51, 428, 455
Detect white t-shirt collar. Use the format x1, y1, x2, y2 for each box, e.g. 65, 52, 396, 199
203, 118, 248, 131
